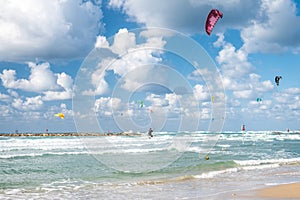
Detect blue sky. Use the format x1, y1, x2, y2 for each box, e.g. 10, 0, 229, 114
0, 0, 300, 133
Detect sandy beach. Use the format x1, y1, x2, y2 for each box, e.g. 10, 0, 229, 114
256, 182, 300, 199
220, 182, 300, 199
235, 182, 300, 199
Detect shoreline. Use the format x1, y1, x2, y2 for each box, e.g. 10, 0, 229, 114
0, 132, 142, 137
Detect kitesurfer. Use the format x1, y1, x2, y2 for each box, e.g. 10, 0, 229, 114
148, 128, 153, 138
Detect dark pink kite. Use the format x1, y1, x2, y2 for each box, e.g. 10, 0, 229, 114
205, 9, 223, 35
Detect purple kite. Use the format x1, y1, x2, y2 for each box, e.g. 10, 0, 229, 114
205, 9, 223, 35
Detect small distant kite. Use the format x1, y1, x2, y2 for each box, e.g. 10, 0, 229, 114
256, 98, 262, 102
137, 100, 144, 108
205, 9, 223, 35
275, 76, 282, 86
211, 96, 215, 102
54, 113, 65, 119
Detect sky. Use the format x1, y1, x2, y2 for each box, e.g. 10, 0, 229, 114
0, 0, 300, 133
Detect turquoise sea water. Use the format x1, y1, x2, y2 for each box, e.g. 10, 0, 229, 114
1, 131, 300, 199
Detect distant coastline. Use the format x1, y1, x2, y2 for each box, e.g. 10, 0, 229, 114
0, 132, 142, 137
1, 130, 300, 137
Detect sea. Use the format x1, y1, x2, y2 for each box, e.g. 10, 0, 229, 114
1, 131, 300, 200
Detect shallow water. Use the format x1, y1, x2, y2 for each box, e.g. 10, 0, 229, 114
1, 131, 300, 199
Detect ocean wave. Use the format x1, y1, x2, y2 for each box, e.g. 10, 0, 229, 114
234, 157, 300, 166
0, 151, 90, 159
0, 138, 85, 152
0, 147, 174, 159
178, 158, 300, 180
192, 163, 282, 179
193, 167, 239, 179
129, 161, 281, 184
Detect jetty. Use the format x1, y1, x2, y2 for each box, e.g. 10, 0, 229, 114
0, 132, 142, 137
271, 131, 300, 135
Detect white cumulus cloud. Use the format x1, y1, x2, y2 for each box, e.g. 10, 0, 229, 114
241, 0, 300, 53
12, 95, 43, 111
0, 62, 58, 92
107, 0, 260, 34
91, 28, 165, 95
0, 0, 103, 62
0, 62, 73, 101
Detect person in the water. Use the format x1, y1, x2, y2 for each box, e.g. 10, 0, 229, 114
148, 128, 153, 137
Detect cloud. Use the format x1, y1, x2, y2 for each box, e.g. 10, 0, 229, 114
0, 62, 73, 101
214, 34, 256, 99
111, 28, 137, 54
0, 0, 102, 62
215, 34, 274, 101
146, 93, 169, 107
0, 104, 13, 118
107, 0, 260, 34
233, 90, 253, 99
12, 95, 43, 111
91, 28, 165, 95
227, 73, 273, 99
273, 88, 300, 107
215, 34, 254, 78
58, 103, 73, 118
42, 72, 73, 101
145, 91, 212, 121
284, 87, 300, 95
193, 84, 210, 101
108, 0, 300, 54
7, 89, 19, 98
247, 99, 273, 113
249, 73, 274, 93
241, 0, 300, 53
94, 97, 122, 116
0, 93, 10, 102
118, 64, 170, 93
95, 35, 110, 48
90, 69, 110, 95
235, 85, 300, 122
288, 101, 300, 110
0, 62, 58, 92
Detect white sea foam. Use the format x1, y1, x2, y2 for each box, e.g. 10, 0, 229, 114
234, 157, 300, 166
192, 157, 300, 180
0, 137, 85, 152
242, 164, 280, 170
0, 151, 90, 159
193, 168, 239, 179
4, 188, 23, 195
193, 163, 283, 180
